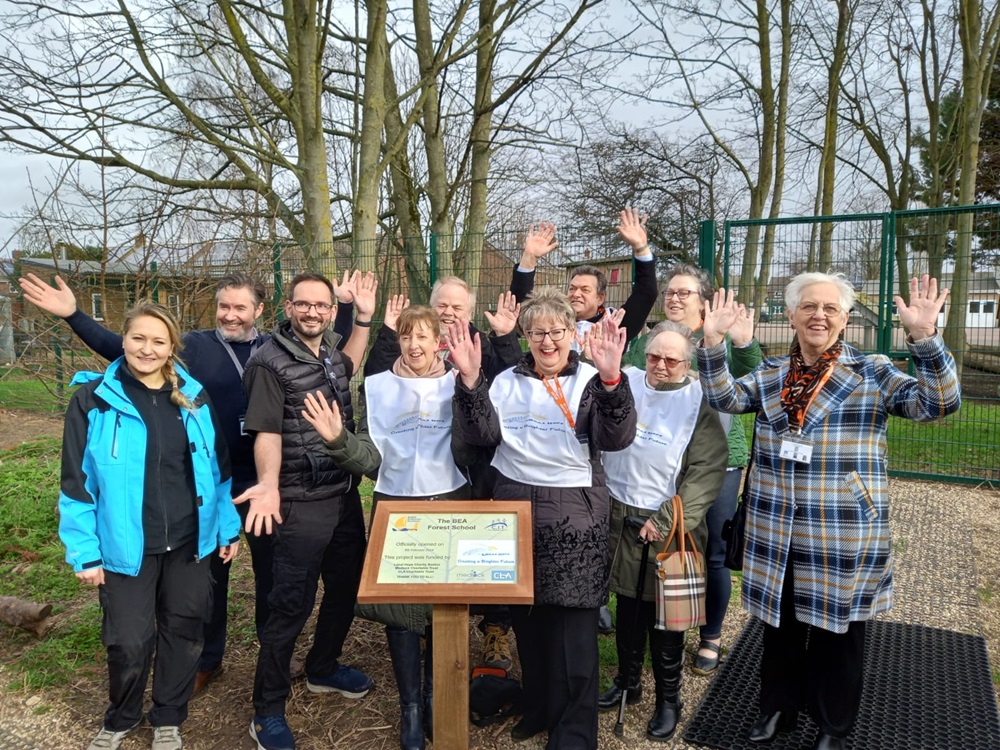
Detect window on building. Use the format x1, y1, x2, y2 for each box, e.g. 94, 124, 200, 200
984, 301, 996, 314
969, 301, 980, 314
91, 293, 104, 321
609, 268, 620, 285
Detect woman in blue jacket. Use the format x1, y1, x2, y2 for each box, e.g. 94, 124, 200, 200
59, 302, 241, 750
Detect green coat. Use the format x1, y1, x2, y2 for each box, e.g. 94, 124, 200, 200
623, 330, 762, 467
607, 379, 727, 602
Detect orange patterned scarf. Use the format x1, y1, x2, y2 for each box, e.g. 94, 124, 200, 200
780, 340, 841, 429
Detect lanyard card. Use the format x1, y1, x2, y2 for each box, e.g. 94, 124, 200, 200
779, 431, 814, 464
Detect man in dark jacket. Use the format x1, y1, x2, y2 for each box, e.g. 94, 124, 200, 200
238, 272, 377, 750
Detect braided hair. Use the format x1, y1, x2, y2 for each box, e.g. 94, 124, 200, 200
121, 302, 193, 411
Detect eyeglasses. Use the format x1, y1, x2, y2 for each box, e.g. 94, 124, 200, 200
525, 328, 569, 343
291, 301, 334, 313
646, 353, 688, 368
797, 302, 843, 317
663, 288, 698, 300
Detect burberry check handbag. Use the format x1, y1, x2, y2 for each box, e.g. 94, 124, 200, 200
654, 494, 707, 632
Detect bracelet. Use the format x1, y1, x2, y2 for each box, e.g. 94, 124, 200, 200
600, 373, 622, 387
634, 243, 649, 253
354, 319, 372, 328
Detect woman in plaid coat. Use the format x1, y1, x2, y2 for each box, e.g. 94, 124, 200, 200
696, 273, 960, 750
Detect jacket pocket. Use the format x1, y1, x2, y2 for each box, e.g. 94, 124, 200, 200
844, 471, 877, 520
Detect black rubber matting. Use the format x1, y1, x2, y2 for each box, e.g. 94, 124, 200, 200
683, 618, 1000, 750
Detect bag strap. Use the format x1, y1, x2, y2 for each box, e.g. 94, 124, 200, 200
740, 411, 760, 503
661, 494, 686, 557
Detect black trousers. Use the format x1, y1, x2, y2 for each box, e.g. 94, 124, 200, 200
510, 604, 599, 750
99, 539, 212, 731
200, 491, 275, 672
252, 488, 366, 716
759, 556, 866, 738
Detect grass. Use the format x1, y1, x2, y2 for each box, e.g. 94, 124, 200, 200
0, 437, 104, 689
0, 367, 70, 414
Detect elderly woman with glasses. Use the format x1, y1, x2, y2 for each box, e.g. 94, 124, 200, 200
599, 320, 727, 742
449, 287, 636, 750
697, 273, 960, 750
623, 262, 762, 675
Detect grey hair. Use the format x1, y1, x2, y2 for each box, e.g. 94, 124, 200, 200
785, 272, 855, 314
430, 276, 477, 312
519, 287, 575, 333
663, 262, 714, 302
645, 320, 693, 360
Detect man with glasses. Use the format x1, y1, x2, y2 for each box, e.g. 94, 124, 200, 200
509, 207, 659, 352
238, 272, 378, 750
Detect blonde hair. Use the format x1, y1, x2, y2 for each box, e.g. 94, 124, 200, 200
518, 287, 575, 333
122, 302, 193, 411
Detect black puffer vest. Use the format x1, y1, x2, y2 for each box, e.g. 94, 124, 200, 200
247, 321, 356, 502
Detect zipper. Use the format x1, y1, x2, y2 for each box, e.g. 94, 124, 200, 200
150, 390, 170, 551
111, 413, 121, 459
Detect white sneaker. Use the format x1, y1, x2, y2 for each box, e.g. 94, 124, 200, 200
151, 726, 183, 750
87, 726, 136, 750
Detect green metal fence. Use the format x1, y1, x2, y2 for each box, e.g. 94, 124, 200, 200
708, 203, 1000, 484
6, 207, 1000, 484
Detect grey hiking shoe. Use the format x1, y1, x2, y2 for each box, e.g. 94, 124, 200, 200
151, 726, 183, 750
86, 725, 137, 750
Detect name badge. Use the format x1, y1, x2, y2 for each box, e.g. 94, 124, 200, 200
779, 432, 813, 464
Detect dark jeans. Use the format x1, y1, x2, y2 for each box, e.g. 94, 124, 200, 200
99, 539, 212, 730
252, 488, 367, 716
200, 494, 275, 672
759, 556, 866, 738
510, 604, 599, 750
700, 468, 743, 641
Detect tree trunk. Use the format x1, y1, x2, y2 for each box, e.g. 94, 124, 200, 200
0, 596, 53, 637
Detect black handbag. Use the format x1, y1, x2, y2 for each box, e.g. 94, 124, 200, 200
722, 413, 757, 571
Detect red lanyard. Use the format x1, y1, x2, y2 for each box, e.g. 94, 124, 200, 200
541, 375, 576, 429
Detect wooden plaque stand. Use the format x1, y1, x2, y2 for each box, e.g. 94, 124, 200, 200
357, 500, 533, 750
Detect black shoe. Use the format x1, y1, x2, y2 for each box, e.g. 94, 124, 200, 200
646, 701, 680, 742
510, 718, 544, 742
598, 605, 615, 635
813, 733, 847, 750
748, 711, 797, 743
691, 640, 721, 676
597, 677, 642, 711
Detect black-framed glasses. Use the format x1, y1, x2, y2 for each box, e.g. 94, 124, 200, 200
663, 288, 697, 300
646, 353, 687, 368
291, 301, 334, 313
525, 328, 569, 343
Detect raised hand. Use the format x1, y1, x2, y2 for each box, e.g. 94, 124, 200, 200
353, 271, 378, 321
18, 273, 79, 317
617, 207, 650, 255
384, 294, 410, 331
484, 291, 520, 337
589, 315, 627, 385
729, 303, 755, 348
302, 390, 344, 442
445, 322, 482, 388
333, 269, 356, 304
520, 222, 558, 270
895, 274, 947, 340
702, 288, 740, 348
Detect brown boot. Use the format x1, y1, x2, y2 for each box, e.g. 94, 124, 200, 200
192, 666, 222, 697
481, 625, 513, 671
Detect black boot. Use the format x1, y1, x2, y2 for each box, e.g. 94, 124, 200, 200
748, 711, 797, 743
386, 627, 425, 750
422, 628, 433, 741
598, 597, 646, 711
646, 628, 684, 742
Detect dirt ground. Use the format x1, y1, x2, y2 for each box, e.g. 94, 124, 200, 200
1, 410, 998, 750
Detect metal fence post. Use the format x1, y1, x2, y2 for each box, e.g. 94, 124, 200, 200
429, 232, 438, 286
699, 220, 717, 278
878, 212, 895, 354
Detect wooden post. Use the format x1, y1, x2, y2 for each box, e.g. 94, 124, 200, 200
432, 603, 470, 750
